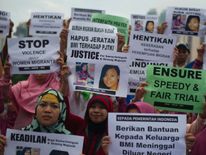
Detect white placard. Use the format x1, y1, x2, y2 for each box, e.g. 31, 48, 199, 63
68, 21, 118, 52
131, 14, 158, 33
129, 31, 176, 62
67, 49, 129, 97
165, 7, 206, 36
71, 7, 105, 21
8, 36, 60, 74
128, 59, 170, 95
4, 129, 84, 155
0, 10, 10, 37
108, 113, 186, 155
30, 12, 64, 36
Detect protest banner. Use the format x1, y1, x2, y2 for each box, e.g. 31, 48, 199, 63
91, 13, 129, 44
0, 10, 10, 37
129, 31, 176, 62
4, 129, 84, 155
67, 21, 126, 96
71, 7, 105, 21
127, 31, 176, 95
128, 59, 169, 95
68, 20, 117, 52
165, 7, 206, 36
144, 65, 206, 113
29, 12, 64, 36
108, 113, 186, 155
131, 14, 158, 33
67, 49, 129, 97
8, 36, 60, 74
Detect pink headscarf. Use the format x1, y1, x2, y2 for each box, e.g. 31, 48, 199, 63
191, 126, 206, 155
126, 102, 156, 113
11, 73, 60, 113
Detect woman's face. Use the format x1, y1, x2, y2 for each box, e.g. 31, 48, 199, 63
33, 74, 50, 84
89, 102, 108, 124
146, 22, 154, 32
103, 68, 119, 90
36, 95, 60, 127
176, 48, 190, 63
188, 18, 199, 32
24, 149, 31, 155
82, 64, 87, 71
177, 15, 181, 20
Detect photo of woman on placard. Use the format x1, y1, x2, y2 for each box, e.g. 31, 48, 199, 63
145, 21, 154, 33
135, 20, 143, 31
76, 62, 94, 86
185, 15, 200, 32
99, 65, 120, 91
172, 14, 185, 30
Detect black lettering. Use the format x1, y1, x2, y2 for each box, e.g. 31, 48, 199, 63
19, 40, 26, 48
42, 40, 49, 47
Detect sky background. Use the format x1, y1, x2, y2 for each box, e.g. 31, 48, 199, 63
1, 0, 206, 31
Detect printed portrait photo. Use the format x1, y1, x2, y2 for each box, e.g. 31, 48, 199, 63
172, 14, 186, 30
99, 65, 120, 91
75, 62, 95, 86
134, 20, 143, 31
185, 15, 200, 32
16, 146, 40, 155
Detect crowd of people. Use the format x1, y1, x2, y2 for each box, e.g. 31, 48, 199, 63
0, 9, 206, 155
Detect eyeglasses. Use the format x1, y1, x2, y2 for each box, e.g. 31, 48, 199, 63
38, 101, 60, 109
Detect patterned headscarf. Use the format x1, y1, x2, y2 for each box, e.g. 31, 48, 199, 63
24, 88, 70, 135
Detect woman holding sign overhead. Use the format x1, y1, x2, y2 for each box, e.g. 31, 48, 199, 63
0, 49, 71, 135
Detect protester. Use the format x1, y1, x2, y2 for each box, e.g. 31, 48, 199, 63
76, 94, 113, 155
173, 43, 191, 67
1, 20, 14, 64
173, 42, 205, 68
0, 89, 71, 155
99, 65, 120, 91
0, 50, 70, 133
0, 19, 17, 135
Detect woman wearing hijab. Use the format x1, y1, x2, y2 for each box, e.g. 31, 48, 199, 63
126, 101, 156, 113
11, 73, 61, 129
76, 94, 113, 155
0, 89, 71, 155
0, 52, 70, 132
